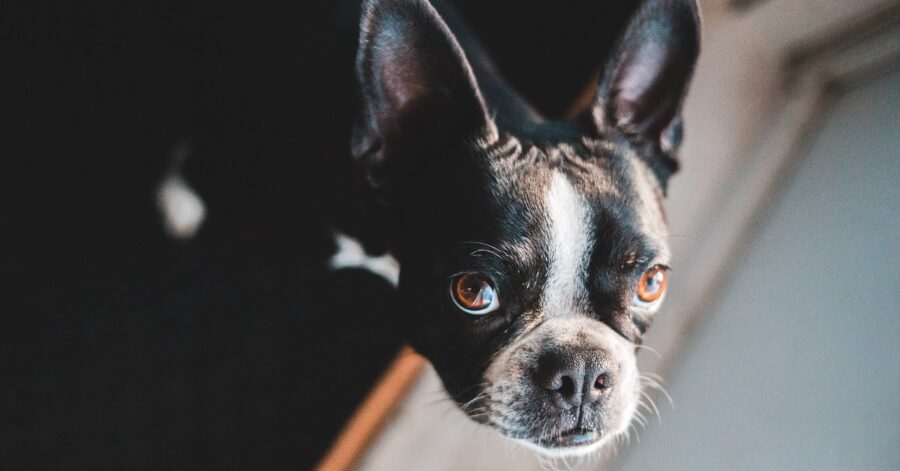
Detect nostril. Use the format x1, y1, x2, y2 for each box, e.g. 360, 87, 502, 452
535, 351, 570, 392
594, 373, 609, 390
559, 375, 576, 398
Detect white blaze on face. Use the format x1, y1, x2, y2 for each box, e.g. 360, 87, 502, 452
542, 171, 593, 316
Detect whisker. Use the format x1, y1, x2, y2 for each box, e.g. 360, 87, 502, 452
633, 409, 648, 430
640, 375, 675, 409
634, 343, 663, 359
640, 390, 662, 423
463, 240, 509, 260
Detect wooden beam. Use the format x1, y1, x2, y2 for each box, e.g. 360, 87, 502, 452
315, 346, 426, 471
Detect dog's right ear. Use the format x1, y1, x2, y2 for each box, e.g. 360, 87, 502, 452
590, 0, 700, 180
352, 0, 495, 188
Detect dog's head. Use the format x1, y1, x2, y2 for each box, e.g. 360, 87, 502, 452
352, 0, 699, 455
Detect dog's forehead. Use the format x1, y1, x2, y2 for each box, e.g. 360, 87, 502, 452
480, 135, 668, 250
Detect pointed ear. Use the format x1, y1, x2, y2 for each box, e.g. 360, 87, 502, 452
352, 0, 495, 187
592, 0, 700, 157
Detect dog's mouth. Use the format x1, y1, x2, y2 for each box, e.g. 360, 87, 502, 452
534, 426, 602, 449
491, 421, 606, 454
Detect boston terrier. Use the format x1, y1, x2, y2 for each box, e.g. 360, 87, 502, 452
336, 0, 701, 457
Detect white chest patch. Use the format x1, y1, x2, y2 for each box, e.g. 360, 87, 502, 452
156, 140, 206, 240
542, 171, 593, 316
157, 174, 206, 240
329, 232, 400, 287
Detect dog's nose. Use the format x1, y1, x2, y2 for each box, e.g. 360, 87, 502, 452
534, 350, 610, 408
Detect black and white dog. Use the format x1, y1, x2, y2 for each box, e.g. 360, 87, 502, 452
344, 0, 700, 456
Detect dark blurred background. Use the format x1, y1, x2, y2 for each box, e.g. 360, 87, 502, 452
3, 1, 639, 468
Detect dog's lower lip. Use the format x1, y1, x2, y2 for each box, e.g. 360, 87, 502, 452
542, 427, 600, 447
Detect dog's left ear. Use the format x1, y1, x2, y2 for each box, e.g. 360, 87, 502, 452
592, 0, 700, 170
352, 0, 495, 188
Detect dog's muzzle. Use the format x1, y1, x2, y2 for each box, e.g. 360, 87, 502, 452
478, 318, 639, 455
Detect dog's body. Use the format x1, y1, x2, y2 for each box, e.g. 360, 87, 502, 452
7, 0, 698, 466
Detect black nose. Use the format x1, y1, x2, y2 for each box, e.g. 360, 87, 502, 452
534, 350, 611, 408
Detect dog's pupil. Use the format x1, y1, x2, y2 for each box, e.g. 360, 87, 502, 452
457, 274, 489, 307
644, 269, 666, 297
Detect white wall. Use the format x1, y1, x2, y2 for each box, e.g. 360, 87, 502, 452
617, 65, 900, 471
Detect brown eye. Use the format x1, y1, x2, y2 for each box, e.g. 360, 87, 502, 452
636, 266, 667, 304
450, 273, 499, 315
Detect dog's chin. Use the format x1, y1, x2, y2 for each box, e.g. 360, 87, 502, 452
479, 400, 636, 458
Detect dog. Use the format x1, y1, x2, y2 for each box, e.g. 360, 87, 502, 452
342, 0, 700, 456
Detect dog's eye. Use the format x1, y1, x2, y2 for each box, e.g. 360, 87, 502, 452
450, 273, 499, 315
636, 266, 667, 304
